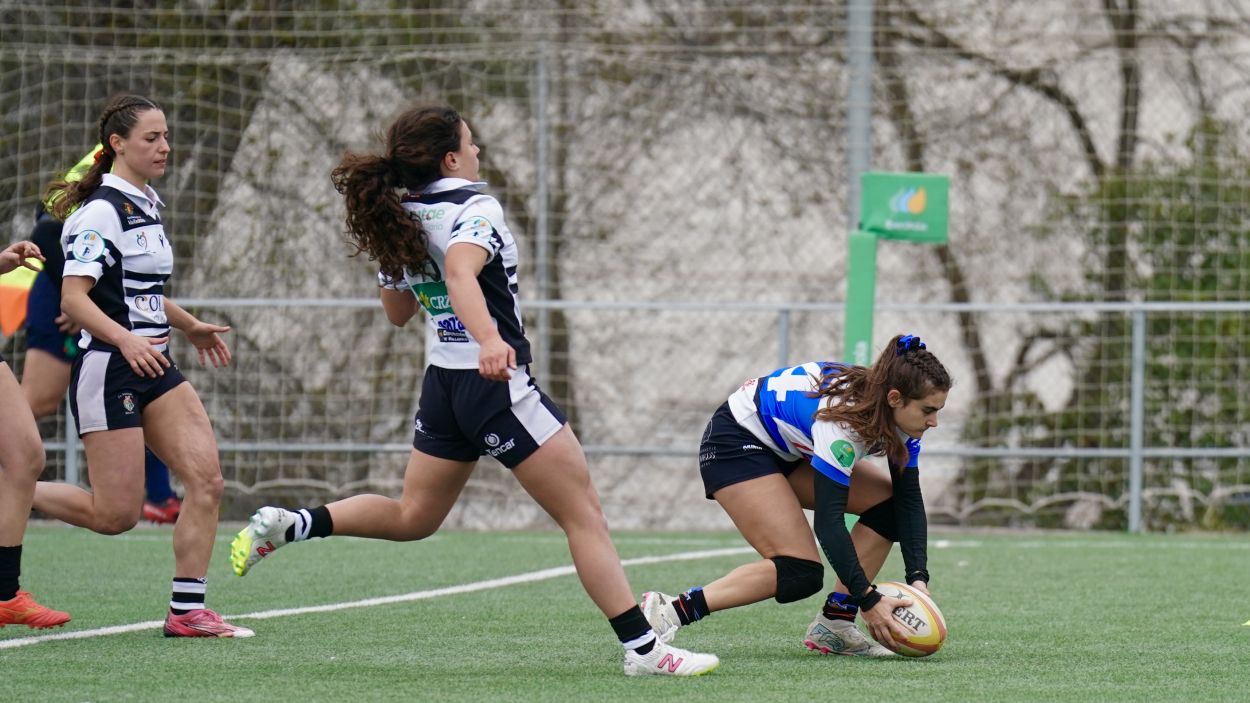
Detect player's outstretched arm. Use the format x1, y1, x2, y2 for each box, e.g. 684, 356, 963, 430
812, 470, 912, 650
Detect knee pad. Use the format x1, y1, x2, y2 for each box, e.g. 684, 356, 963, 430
857, 498, 898, 542
771, 556, 824, 604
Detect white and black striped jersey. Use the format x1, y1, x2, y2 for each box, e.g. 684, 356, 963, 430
379, 178, 530, 370
61, 174, 173, 353
727, 361, 869, 487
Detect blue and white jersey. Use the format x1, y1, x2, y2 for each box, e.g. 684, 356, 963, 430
61, 174, 173, 353
378, 178, 530, 370
726, 361, 868, 487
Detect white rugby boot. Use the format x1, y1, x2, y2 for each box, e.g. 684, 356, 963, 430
623, 639, 719, 677
803, 613, 896, 657
230, 506, 298, 576
640, 591, 682, 644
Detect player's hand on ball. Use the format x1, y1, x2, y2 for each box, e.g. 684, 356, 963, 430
861, 592, 913, 652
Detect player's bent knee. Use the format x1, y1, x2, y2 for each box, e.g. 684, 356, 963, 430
97, 513, 140, 535
857, 498, 898, 542
771, 555, 824, 603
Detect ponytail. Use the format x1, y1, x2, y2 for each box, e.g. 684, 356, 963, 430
331, 152, 432, 281
331, 103, 464, 281
815, 334, 952, 464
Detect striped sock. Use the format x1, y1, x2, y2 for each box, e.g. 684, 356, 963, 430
170, 577, 207, 615
285, 506, 333, 542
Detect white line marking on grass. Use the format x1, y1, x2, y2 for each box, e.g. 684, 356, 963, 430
0, 546, 754, 650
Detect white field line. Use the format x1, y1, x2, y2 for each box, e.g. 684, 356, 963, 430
0, 546, 753, 650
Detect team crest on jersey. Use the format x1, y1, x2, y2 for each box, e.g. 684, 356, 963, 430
119, 392, 137, 414
830, 439, 856, 469
122, 201, 134, 215
71, 230, 105, 263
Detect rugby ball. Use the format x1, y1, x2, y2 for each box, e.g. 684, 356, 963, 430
875, 581, 947, 657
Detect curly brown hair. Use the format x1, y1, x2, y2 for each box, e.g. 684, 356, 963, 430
330, 103, 464, 281
814, 334, 952, 465
44, 93, 161, 220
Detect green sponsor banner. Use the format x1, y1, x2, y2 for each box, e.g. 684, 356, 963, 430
844, 171, 950, 368
859, 171, 949, 243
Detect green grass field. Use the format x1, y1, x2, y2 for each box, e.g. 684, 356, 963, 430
4, 523, 1246, 702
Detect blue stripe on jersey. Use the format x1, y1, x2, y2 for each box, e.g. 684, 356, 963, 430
754, 362, 846, 454
811, 455, 851, 486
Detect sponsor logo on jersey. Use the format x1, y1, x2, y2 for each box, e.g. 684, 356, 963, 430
417, 208, 446, 222
71, 230, 105, 263
830, 439, 856, 469
126, 215, 146, 226
133, 294, 163, 313
412, 281, 453, 316
742, 444, 763, 451
136, 233, 149, 251
458, 216, 494, 242
436, 329, 469, 343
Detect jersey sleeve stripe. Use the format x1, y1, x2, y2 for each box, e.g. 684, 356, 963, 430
810, 455, 851, 486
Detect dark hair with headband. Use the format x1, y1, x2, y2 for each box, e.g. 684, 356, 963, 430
814, 334, 952, 465
43, 93, 162, 220
330, 103, 464, 281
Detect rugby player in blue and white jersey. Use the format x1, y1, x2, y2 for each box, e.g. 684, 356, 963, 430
32, 94, 251, 638
640, 335, 951, 656
230, 103, 718, 677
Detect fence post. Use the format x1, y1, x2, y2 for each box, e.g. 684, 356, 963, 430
777, 308, 791, 369
1128, 308, 1146, 532
533, 44, 551, 385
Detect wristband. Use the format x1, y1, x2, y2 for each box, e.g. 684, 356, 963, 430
906, 569, 930, 584
855, 585, 882, 612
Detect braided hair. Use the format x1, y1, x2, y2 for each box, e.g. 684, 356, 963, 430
44, 94, 161, 220
814, 334, 952, 465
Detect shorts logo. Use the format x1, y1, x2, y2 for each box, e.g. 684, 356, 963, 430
484, 432, 517, 457
830, 439, 856, 469
71, 230, 105, 263
414, 418, 425, 435
120, 392, 137, 414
